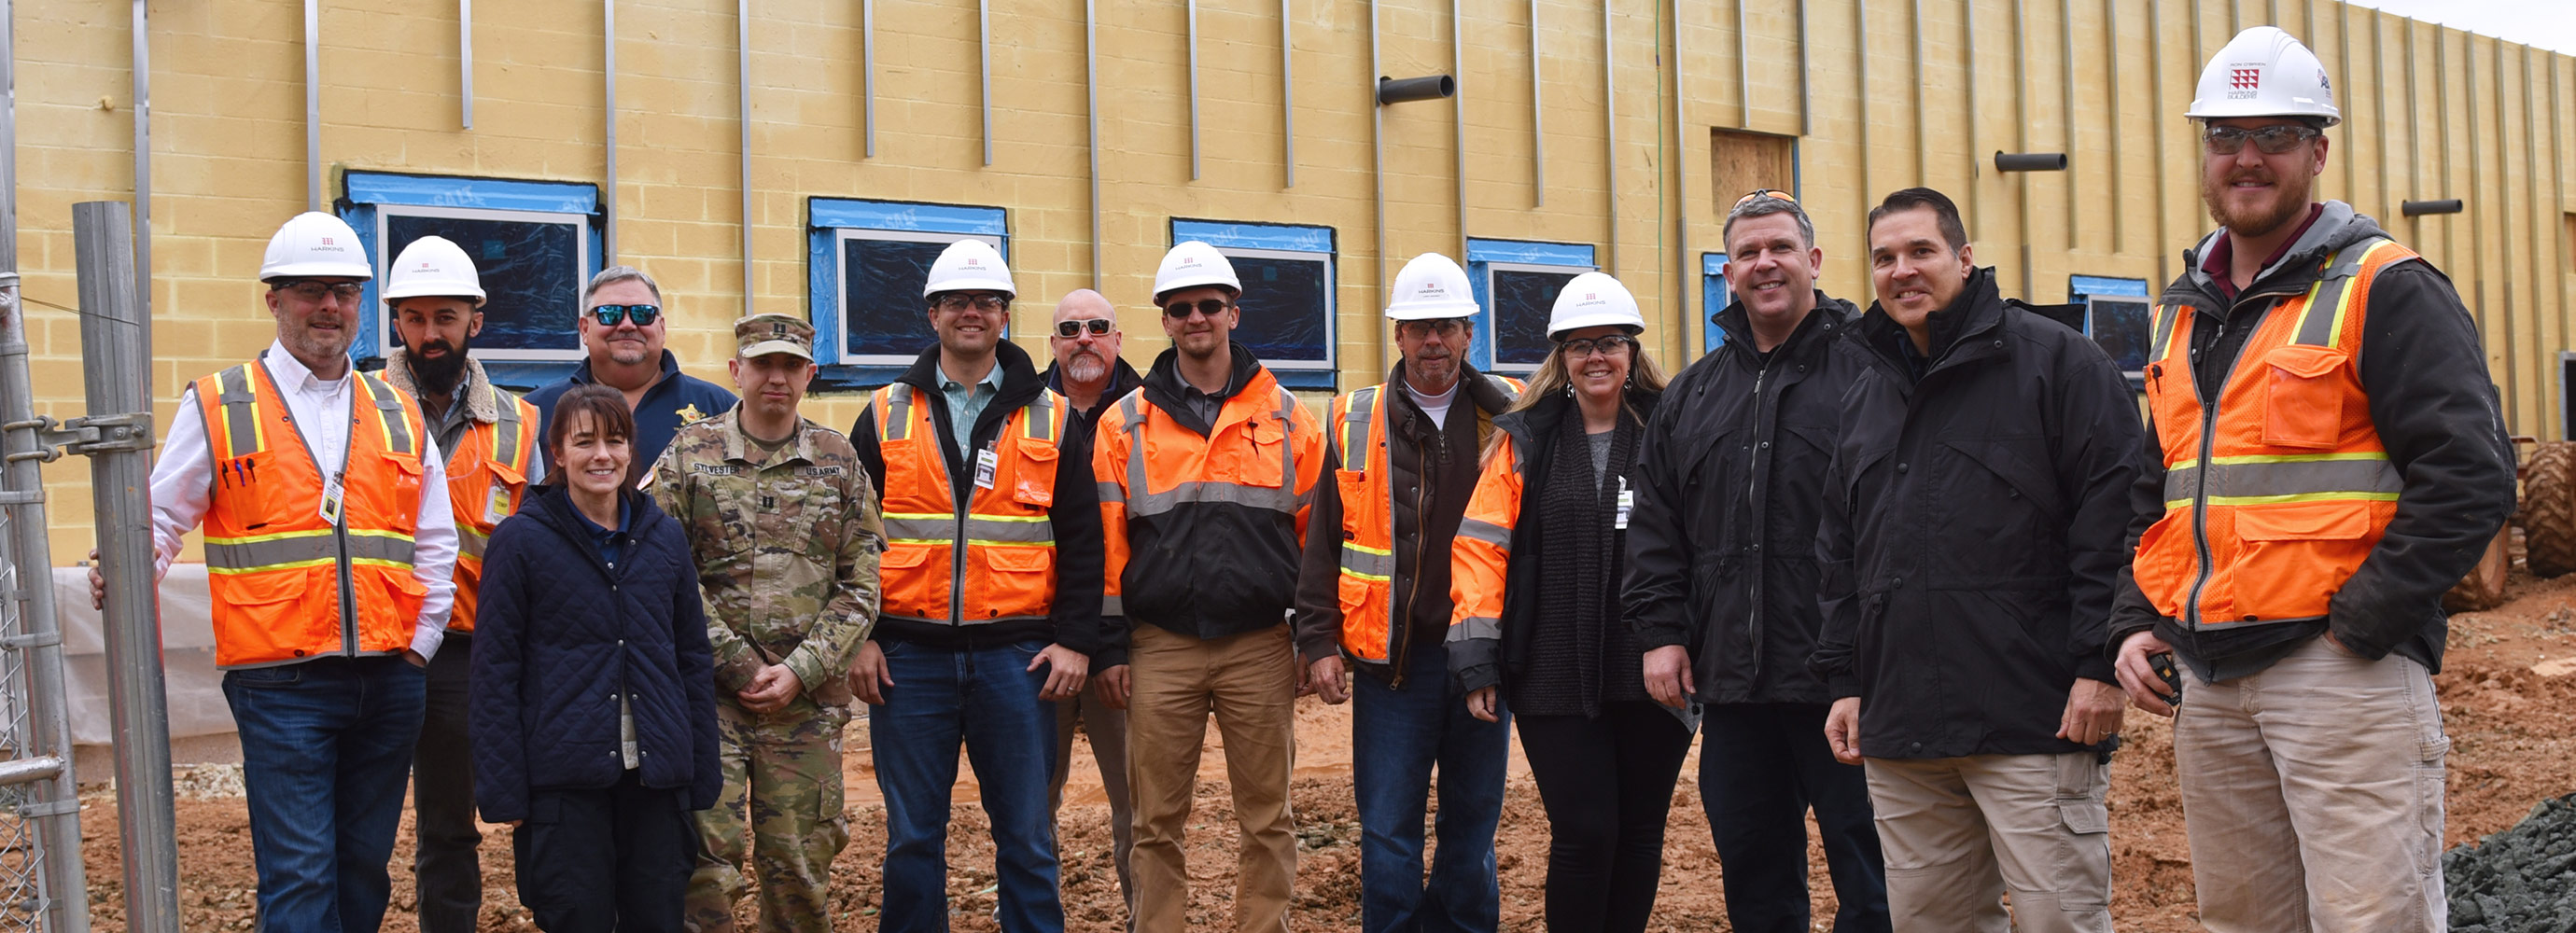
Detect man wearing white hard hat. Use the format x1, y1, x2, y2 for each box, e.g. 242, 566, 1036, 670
845, 239, 1104, 931
1092, 240, 1323, 933
2107, 27, 2513, 931
91, 212, 460, 931
1291, 253, 1519, 933
378, 234, 542, 933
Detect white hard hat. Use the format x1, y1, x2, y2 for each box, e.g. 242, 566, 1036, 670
382, 235, 486, 305
2188, 26, 2341, 127
921, 239, 1015, 299
1547, 272, 1646, 340
1384, 253, 1480, 321
1153, 241, 1241, 302
259, 211, 373, 282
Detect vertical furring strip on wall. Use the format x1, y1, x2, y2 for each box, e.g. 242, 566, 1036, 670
1370, 0, 1389, 371
739, 0, 754, 312
980, 0, 993, 166
2061, 0, 2078, 251
1856, 0, 1870, 229
1797, 0, 1810, 136
2150, 0, 2169, 286
134, 0, 152, 342
304, 0, 320, 213
2104, 0, 2120, 256
863, 0, 876, 158
1603, 0, 1618, 276
1454, 0, 1469, 261
2013, 0, 2034, 299
1282, 0, 1295, 188
1530, 0, 1544, 206
1671, 0, 1689, 341
2522, 44, 2547, 430
1188, 0, 1201, 181
1087, 0, 1101, 288
604, 0, 619, 261
460, 0, 474, 129
1911, 0, 1926, 186
1736, 0, 1750, 127
1965, 0, 1979, 241
2549, 55, 2566, 380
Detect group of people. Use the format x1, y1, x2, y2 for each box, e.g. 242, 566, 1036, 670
102, 23, 2516, 933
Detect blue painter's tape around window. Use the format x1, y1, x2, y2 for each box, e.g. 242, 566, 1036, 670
1463, 239, 1595, 373
1702, 252, 1733, 355
1170, 219, 1337, 255
2067, 274, 2150, 302
341, 173, 604, 381
808, 198, 1010, 389
1165, 218, 1337, 391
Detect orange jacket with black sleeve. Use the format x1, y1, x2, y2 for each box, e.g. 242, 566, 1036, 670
1094, 341, 1324, 658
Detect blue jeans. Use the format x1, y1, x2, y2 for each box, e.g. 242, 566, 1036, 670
223, 655, 428, 933
870, 639, 1063, 933
1351, 643, 1510, 933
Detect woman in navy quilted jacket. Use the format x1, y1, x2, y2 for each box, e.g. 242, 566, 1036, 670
472, 383, 721, 932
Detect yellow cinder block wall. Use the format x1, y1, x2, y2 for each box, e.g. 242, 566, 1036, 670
7, 0, 2573, 564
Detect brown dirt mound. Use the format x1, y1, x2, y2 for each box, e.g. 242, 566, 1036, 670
77, 570, 2576, 930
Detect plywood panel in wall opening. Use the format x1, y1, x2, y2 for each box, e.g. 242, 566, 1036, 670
1710, 128, 1796, 213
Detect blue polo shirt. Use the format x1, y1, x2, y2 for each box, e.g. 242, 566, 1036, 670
525, 351, 738, 473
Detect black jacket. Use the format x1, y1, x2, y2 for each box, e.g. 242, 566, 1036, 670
849, 341, 1106, 657
1628, 294, 1861, 704
1293, 365, 1519, 682
2107, 203, 2515, 679
471, 484, 721, 823
1449, 385, 1662, 694
1807, 268, 2142, 759
1043, 356, 1146, 435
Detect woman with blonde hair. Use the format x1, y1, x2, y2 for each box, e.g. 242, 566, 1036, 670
1447, 272, 1683, 932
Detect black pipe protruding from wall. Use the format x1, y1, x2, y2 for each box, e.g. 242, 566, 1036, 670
1378, 75, 1456, 105
2401, 199, 2464, 216
1994, 151, 2070, 172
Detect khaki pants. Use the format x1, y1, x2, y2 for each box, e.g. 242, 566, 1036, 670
1864, 752, 2112, 933
2175, 634, 2448, 933
1053, 683, 1135, 928
1125, 622, 1298, 933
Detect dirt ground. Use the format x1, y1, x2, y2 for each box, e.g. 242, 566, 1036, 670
75, 569, 2576, 931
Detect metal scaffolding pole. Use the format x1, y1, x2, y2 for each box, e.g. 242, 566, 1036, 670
0, 2, 95, 926
73, 202, 181, 933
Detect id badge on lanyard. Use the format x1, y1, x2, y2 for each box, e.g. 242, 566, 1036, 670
973, 443, 1001, 490
319, 471, 347, 526
1615, 476, 1633, 530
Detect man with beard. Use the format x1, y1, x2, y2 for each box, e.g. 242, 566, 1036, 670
2107, 27, 2513, 932
1093, 240, 1323, 933
1628, 192, 1889, 933
846, 240, 1103, 932
1039, 286, 1143, 926
94, 212, 457, 931
1809, 188, 2139, 933
1292, 252, 1519, 933
525, 265, 739, 477
378, 235, 542, 933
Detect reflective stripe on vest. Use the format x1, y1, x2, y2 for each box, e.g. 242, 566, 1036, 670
1117, 388, 1305, 517
444, 391, 539, 633
2135, 237, 2413, 630
872, 382, 1065, 626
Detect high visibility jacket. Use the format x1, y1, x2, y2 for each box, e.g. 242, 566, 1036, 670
871, 382, 1071, 626
194, 360, 432, 669
1096, 349, 1324, 639
2134, 237, 2416, 631
442, 391, 539, 634
1323, 374, 1521, 663
1446, 434, 1523, 677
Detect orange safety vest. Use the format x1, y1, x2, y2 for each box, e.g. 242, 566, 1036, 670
443, 392, 539, 634
2133, 237, 2416, 631
1447, 434, 1523, 648
1327, 375, 1522, 662
870, 383, 1070, 626
195, 358, 431, 668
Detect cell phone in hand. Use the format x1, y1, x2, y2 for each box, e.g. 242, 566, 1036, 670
2149, 651, 2184, 706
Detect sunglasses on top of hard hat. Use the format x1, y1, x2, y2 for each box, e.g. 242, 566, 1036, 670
2202, 124, 2322, 156
1163, 298, 1235, 319
1055, 318, 1115, 338
1733, 188, 1798, 208
588, 303, 662, 327
273, 279, 365, 302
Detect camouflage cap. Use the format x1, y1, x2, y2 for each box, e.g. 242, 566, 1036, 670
734, 313, 815, 360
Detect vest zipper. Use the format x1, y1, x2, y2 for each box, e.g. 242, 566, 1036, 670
2178, 285, 2300, 628
1388, 407, 1436, 690
334, 470, 358, 656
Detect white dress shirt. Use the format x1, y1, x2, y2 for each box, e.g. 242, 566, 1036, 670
150, 341, 459, 661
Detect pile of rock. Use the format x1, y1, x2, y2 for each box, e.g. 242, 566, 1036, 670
2445, 793, 2576, 931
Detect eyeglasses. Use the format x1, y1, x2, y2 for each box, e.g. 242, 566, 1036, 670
935, 293, 1010, 313
588, 303, 662, 327
1054, 318, 1115, 338
2203, 124, 2322, 156
274, 280, 365, 302
1164, 298, 1235, 320
1395, 319, 1465, 339
1733, 188, 1799, 208
1557, 334, 1634, 358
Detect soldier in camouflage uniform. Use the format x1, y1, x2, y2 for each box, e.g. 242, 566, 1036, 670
653, 313, 882, 933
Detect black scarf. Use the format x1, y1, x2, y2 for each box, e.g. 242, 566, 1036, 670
1519, 400, 1645, 718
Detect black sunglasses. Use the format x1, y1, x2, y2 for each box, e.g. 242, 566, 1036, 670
1055, 318, 1115, 338
589, 303, 662, 327
1164, 299, 1235, 319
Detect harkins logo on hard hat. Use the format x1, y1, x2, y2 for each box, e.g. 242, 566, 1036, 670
2228, 65, 2261, 99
